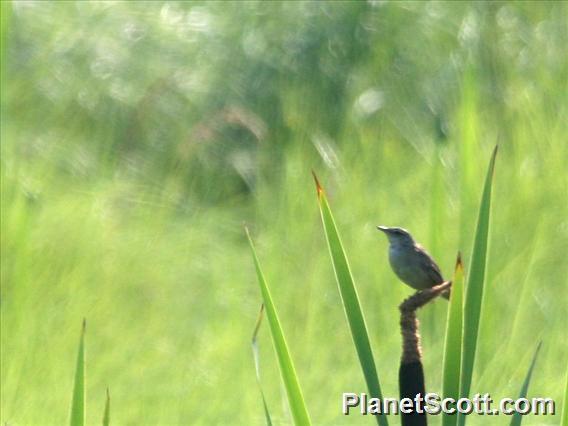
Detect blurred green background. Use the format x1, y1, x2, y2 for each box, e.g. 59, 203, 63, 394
1, 1, 567, 425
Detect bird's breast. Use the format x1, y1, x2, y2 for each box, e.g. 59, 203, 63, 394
388, 245, 432, 290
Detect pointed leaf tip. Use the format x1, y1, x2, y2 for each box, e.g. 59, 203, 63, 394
489, 145, 499, 175
252, 303, 265, 342
491, 144, 499, 160
311, 170, 323, 198
455, 252, 463, 271
103, 387, 111, 426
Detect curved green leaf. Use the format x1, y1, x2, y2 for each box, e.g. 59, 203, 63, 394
313, 173, 388, 426
70, 320, 86, 426
561, 364, 568, 426
458, 146, 498, 426
102, 388, 110, 426
510, 342, 542, 426
252, 304, 273, 426
442, 254, 464, 426
246, 229, 311, 426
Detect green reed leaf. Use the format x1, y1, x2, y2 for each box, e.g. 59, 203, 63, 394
510, 342, 542, 426
252, 304, 273, 426
442, 254, 464, 426
561, 365, 568, 426
458, 146, 498, 426
102, 388, 110, 426
313, 173, 388, 426
70, 319, 86, 426
246, 228, 311, 426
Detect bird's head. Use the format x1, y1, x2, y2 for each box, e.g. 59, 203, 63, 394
377, 226, 415, 246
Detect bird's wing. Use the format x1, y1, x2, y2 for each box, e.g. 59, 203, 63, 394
415, 244, 445, 284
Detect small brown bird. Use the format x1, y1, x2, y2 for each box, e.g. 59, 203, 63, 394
377, 226, 449, 299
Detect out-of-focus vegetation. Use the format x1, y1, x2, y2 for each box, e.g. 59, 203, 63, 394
1, 1, 567, 425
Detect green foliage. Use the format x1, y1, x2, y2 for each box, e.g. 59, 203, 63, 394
2, 1, 567, 424
562, 367, 568, 426
246, 229, 311, 426
314, 175, 387, 426
251, 305, 273, 426
442, 255, 464, 426
458, 147, 498, 426
70, 320, 86, 426
510, 342, 542, 426
102, 389, 110, 426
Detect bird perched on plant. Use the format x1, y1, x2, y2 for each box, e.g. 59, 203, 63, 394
377, 226, 449, 300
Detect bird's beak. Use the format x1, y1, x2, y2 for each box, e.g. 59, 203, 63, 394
377, 226, 389, 233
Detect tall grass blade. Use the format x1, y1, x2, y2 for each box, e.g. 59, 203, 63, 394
458, 146, 498, 426
442, 254, 464, 426
312, 173, 388, 426
102, 388, 110, 426
246, 228, 311, 426
70, 319, 86, 426
510, 342, 542, 426
252, 304, 273, 426
562, 365, 568, 426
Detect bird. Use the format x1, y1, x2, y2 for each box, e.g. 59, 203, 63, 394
377, 226, 449, 299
